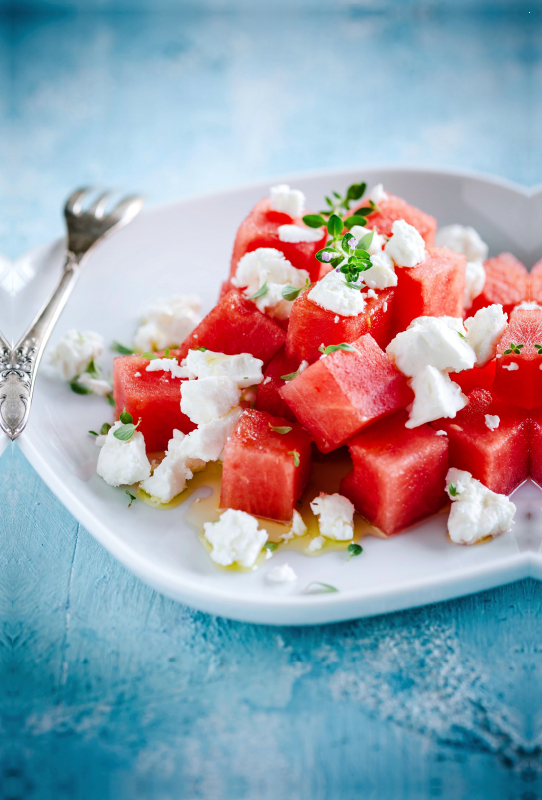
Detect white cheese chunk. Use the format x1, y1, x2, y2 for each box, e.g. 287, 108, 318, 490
277, 224, 323, 243
360, 250, 397, 289
96, 421, 151, 487
232, 247, 309, 320
204, 509, 268, 568
367, 183, 389, 204
348, 225, 386, 254
291, 509, 307, 537
503, 362, 519, 371
267, 563, 297, 583
435, 224, 488, 263
435, 430, 447, 436
269, 184, 305, 218
485, 414, 500, 431
184, 349, 263, 387
133, 294, 201, 352
307, 535, 325, 552
464, 304, 508, 367
464, 260, 486, 309
406, 367, 467, 428
50, 329, 104, 381
182, 407, 243, 463
140, 431, 197, 503
77, 372, 112, 396
181, 376, 240, 424
146, 357, 189, 379
385, 219, 426, 268
387, 316, 475, 377
445, 467, 515, 545
310, 492, 355, 541
517, 301, 541, 310
308, 269, 366, 317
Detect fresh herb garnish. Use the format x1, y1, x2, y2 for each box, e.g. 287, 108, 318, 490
107, 394, 116, 407
70, 378, 92, 395
264, 542, 279, 551
164, 348, 170, 357
120, 408, 133, 424
269, 424, 293, 434
194, 346, 208, 352
248, 278, 268, 300
114, 408, 140, 441
112, 341, 133, 355
282, 285, 303, 302
318, 342, 360, 356
504, 342, 524, 355
304, 582, 338, 594
448, 483, 459, 497
535, 344, 542, 355
100, 422, 111, 435
139, 352, 158, 360
280, 369, 300, 381
458, 331, 467, 340
288, 449, 300, 467
347, 543, 363, 560
126, 490, 136, 507
315, 181, 367, 219
89, 430, 98, 436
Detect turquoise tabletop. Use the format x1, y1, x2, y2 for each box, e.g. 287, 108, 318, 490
1, 2, 541, 799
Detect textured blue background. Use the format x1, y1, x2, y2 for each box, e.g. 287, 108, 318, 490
1, 2, 541, 798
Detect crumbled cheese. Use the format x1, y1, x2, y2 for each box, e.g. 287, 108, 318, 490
348, 225, 386, 254
269, 184, 305, 218
517, 301, 541, 310
385, 220, 426, 268
386, 316, 475, 377
361, 250, 397, 290
50, 329, 104, 381
204, 509, 268, 567
96, 421, 151, 487
232, 247, 309, 320
291, 509, 307, 537
134, 371, 141, 377
383, 301, 388, 312
435, 224, 489, 263
277, 224, 323, 243
367, 183, 389, 204
77, 373, 112, 396
464, 304, 508, 367
406, 367, 467, 428
445, 468, 515, 545
263, 376, 271, 385
485, 414, 500, 431
184, 349, 263, 387
133, 294, 201, 352
435, 430, 447, 436
334, 315, 339, 323
503, 363, 519, 371
181, 376, 241, 424
140, 433, 197, 503
298, 360, 309, 373
146, 357, 189, 379
464, 260, 486, 309
310, 492, 355, 541
308, 269, 366, 317
267, 563, 297, 583
307, 535, 325, 552
181, 407, 243, 463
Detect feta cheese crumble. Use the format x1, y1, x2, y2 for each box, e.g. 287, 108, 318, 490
307, 535, 325, 552
360, 250, 397, 289
96, 421, 151, 487
386, 316, 475, 377
308, 269, 366, 317
503, 363, 519, 371
267, 563, 297, 583
446, 468, 515, 545
435, 224, 489, 263
232, 248, 309, 320
291, 509, 307, 537
385, 220, 426, 268
50, 329, 104, 381
277, 224, 323, 243
77, 372, 112, 396
204, 509, 268, 568
184, 349, 263, 387
146, 357, 188, 379
181, 376, 241, 424
464, 260, 486, 309
464, 304, 508, 367
348, 225, 386, 254
517, 301, 541, 310
406, 367, 467, 428
485, 414, 500, 431
133, 294, 201, 352
436, 430, 448, 436
310, 492, 355, 541
140, 431, 200, 503
269, 184, 305, 218
367, 183, 389, 204
181, 407, 243, 463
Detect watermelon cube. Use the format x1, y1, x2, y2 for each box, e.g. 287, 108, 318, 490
280, 334, 413, 453
529, 406, 542, 486
530, 259, 542, 304
113, 355, 196, 453
220, 409, 312, 521
493, 306, 542, 409
255, 346, 300, 422
468, 253, 529, 317
340, 411, 448, 535
178, 290, 285, 367
392, 247, 466, 334
430, 389, 529, 496
452, 359, 496, 395
285, 286, 395, 364
351, 192, 437, 245
229, 198, 326, 283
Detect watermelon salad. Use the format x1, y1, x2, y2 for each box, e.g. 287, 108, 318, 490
49, 180, 541, 580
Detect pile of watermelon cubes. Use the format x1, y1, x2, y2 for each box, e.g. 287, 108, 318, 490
113, 182, 542, 538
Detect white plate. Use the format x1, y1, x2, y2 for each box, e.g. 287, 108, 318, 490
16, 167, 542, 625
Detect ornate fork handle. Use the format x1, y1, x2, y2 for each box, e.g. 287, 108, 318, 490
0, 252, 83, 439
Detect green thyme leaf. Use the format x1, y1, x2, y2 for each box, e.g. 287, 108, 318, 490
269, 424, 293, 434
347, 543, 363, 560
112, 341, 133, 355
69, 378, 92, 395
107, 394, 116, 407
282, 285, 303, 302
288, 449, 300, 467
280, 369, 300, 381
86, 358, 101, 379
355, 206, 375, 216
318, 343, 360, 356
126, 490, 136, 507
100, 422, 112, 435
346, 182, 366, 202
535, 344, 542, 354
448, 483, 459, 497
114, 423, 137, 441
264, 542, 279, 551
140, 352, 158, 360
302, 214, 326, 228
344, 215, 367, 230
119, 407, 133, 425
305, 582, 338, 594
164, 348, 170, 357
357, 231, 374, 251
89, 430, 98, 436
344, 281, 363, 290
248, 278, 268, 300
458, 331, 467, 340
194, 346, 208, 352
316, 246, 341, 264
327, 214, 343, 238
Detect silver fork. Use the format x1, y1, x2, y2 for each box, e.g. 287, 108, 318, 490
0, 188, 144, 440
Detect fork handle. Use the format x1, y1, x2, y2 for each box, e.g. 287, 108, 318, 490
0, 252, 83, 439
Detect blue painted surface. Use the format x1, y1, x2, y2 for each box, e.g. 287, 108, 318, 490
1, 3, 541, 798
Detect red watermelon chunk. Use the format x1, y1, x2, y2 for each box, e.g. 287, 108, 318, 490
351, 192, 437, 245
452, 359, 496, 395
392, 247, 465, 334
469, 253, 529, 317
340, 411, 448, 535
113, 355, 196, 453
493, 306, 542, 409
255, 346, 300, 422
285, 286, 395, 365
430, 389, 529, 496
530, 259, 542, 304
280, 334, 413, 453
229, 197, 326, 283
220, 409, 312, 521
529, 406, 542, 487
178, 290, 285, 366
